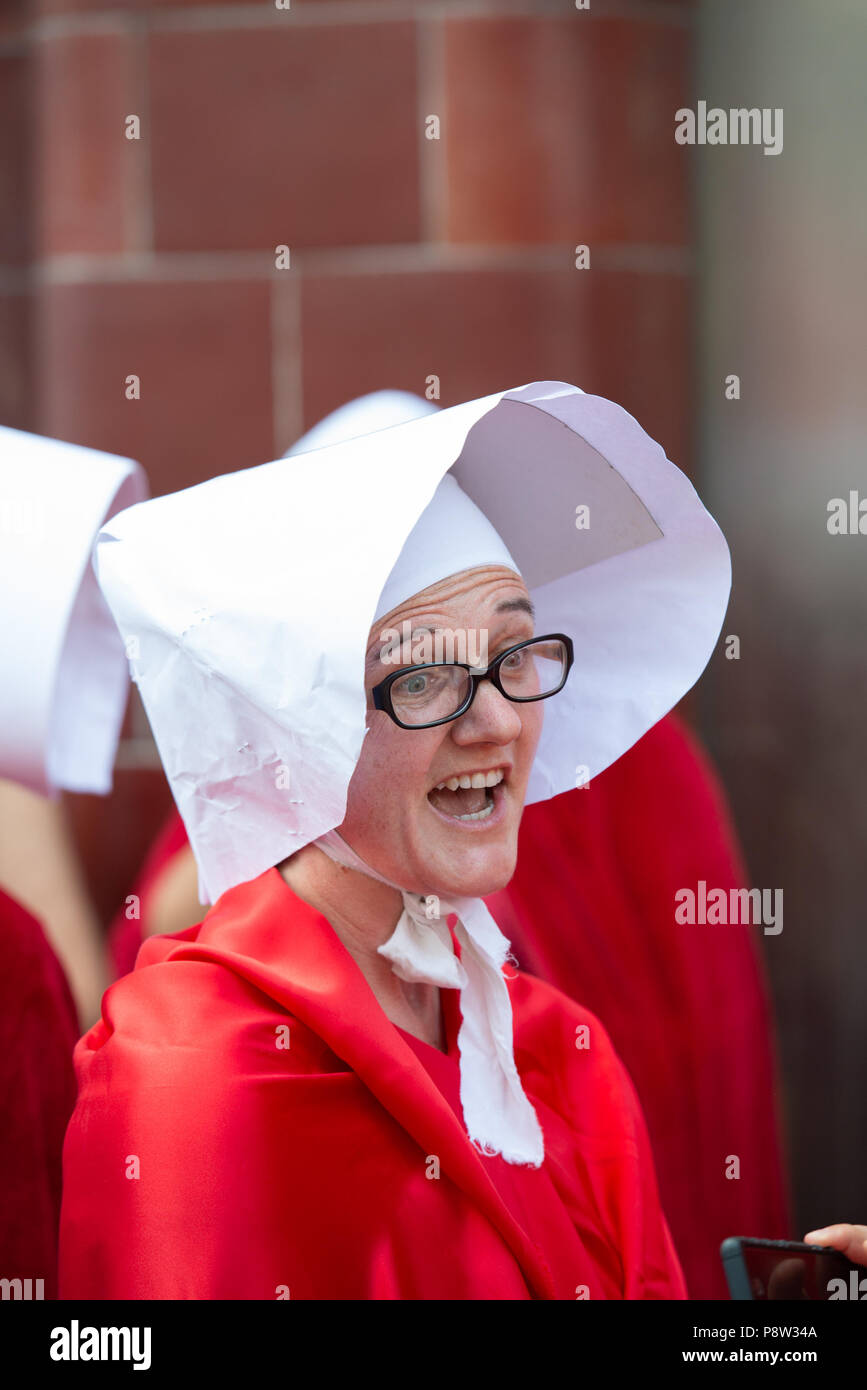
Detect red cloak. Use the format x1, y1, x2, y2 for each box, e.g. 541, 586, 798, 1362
61, 867, 686, 1300
105, 714, 790, 1299
0, 887, 79, 1299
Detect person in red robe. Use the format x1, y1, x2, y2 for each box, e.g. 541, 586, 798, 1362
99, 391, 791, 1298
0, 428, 145, 1298
105, 709, 791, 1300
61, 383, 734, 1299
0, 888, 78, 1300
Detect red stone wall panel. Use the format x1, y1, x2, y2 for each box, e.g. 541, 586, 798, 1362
148, 23, 421, 252
37, 279, 275, 494
301, 265, 690, 471
35, 34, 136, 256
444, 16, 690, 246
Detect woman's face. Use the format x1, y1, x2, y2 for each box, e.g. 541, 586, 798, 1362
338, 565, 544, 899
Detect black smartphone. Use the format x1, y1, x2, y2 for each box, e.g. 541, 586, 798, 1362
721, 1237, 867, 1301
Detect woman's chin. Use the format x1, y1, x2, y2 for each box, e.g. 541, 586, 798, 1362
424, 841, 518, 902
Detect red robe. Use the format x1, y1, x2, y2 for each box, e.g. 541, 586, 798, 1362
105, 714, 790, 1299
0, 887, 79, 1299
60, 867, 686, 1300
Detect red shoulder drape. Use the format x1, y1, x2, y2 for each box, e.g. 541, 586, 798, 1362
61, 868, 685, 1300
0, 887, 79, 1299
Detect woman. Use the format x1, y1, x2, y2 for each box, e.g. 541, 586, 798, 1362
104, 393, 791, 1299
0, 425, 144, 1295
60, 380, 731, 1299
0, 426, 146, 1029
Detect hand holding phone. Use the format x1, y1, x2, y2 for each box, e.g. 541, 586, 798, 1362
803, 1223, 867, 1267
721, 1236, 867, 1301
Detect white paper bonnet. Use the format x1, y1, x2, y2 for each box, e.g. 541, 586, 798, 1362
94, 380, 731, 903
0, 427, 146, 795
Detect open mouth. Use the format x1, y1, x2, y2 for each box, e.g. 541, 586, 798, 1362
426, 768, 506, 822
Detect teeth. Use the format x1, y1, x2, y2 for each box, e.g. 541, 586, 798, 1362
455, 798, 495, 821
433, 769, 505, 792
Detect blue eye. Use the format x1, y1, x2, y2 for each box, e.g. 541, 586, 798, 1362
396, 672, 429, 697
501, 649, 526, 670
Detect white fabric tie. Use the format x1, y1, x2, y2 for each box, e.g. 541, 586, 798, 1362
315, 829, 545, 1167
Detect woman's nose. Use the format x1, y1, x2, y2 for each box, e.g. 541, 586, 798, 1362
452, 677, 524, 744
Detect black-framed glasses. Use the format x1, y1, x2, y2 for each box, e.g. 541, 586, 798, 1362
371, 633, 574, 730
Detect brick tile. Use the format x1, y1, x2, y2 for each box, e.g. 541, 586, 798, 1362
146, 0, 288, 7
36, 34, 137, 255
36, 0, 412, 7
145, 0, 407, 6
300, 266, 691, 471
0, 291, 34, 430
35, 0, 236, 10
148, 24, 420, 252
34, 0, 130, 13
0, 0, 30, 41
0, 54, 33, 265
443, 16, 690, 246
36, 278, 275, 494
34, 0, 303, 9
272, 0, 409, 5
581, 267, 692, 472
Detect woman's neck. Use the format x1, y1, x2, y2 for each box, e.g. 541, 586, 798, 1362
277, 843, 446, 1052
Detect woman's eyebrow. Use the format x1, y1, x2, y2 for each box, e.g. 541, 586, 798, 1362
495, 596, 535, 619
366, 623, 435, 665
366, 603, 534, 671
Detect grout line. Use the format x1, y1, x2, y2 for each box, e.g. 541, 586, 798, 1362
270, 270, 304, 456
34, 242, 694, 284
10, 1, 693, 47
417, 13, 448, 244
127, 12, 155, 256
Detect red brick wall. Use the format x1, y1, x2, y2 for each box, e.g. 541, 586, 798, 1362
2, 0, 696, 919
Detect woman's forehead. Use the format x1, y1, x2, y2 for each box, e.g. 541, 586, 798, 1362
366, 568, 532, 666
372, 566, 529, 628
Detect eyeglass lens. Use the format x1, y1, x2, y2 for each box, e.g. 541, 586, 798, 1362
389, 638, 567, 726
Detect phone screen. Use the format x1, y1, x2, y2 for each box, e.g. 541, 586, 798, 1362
741, 1244, 857, 1300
